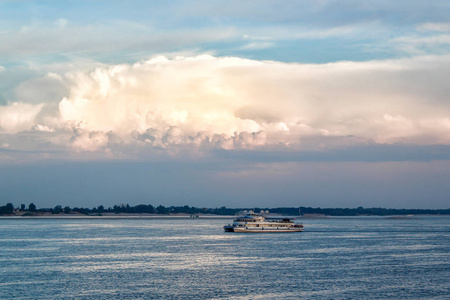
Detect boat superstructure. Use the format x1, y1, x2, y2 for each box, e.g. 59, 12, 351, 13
223, 210, 304, 233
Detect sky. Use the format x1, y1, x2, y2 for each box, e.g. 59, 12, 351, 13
0, 0, 449, 209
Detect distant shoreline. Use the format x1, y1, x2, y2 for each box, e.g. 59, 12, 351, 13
2, 203, 449, 218
0, 213, 233, 220
0, 213, 448, 220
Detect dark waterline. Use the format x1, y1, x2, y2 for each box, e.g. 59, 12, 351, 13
0, 217, 449, 299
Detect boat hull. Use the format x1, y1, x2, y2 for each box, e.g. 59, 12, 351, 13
223, 225, 234, 232
226, 227, 303, 233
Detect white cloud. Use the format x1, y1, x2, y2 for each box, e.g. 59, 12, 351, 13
70, 129, 109, 152
0, 20, 237, 59
389, 23, 450, 56
0, 102, 44, 133
241, 42, 274, 50
1, 55, 450, 158
418, 23, 450, 33
14, 73, 67, 104
393, 34, 450, 55
55, 18, 68, 30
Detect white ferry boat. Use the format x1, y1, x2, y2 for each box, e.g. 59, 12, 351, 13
223, 211, 304, 233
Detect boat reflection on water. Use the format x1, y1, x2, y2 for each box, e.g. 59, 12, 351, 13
224, 210, 304, 233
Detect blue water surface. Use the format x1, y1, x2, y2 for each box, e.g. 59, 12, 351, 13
0, 216, 449, 299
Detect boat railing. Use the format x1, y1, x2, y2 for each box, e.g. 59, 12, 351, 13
264, 219, 293, 223
234, 218, 264, 222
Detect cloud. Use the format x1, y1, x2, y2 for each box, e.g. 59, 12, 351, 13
70, 129, 109, 152
418, 22, 450, 33
14, 73, 67, 104
0, 55, 449, 159
392, 34, 450, 55
1, 1, 447, 65
0, 19, 237, 61
387, 22, 450, 56
241, 42, 274, 51
0, 102, 44, 133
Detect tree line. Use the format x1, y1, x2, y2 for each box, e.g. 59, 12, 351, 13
0, 203, 449, 216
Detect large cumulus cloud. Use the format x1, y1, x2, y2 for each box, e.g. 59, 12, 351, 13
0, 55, 449, 158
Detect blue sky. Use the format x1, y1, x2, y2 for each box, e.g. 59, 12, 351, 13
1, 0, 449, 65
0, 1, 449, 209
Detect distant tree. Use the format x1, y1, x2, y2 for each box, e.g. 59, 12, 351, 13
73, 207, 90, 215
28, 203, 37, 212
156, 205, 167, 214
97, 205, 105, 213
63, 206, 71, 214
6, 203, 14, 212
0, 203, 14, 215
113, 205, 120, 214
20, 204, 26, 211
53, 205, 62, 214
134, 204, 154, 213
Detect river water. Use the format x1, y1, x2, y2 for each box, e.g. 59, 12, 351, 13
0, 216, 449, 299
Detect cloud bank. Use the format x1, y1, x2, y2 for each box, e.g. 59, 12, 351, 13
0, 55, 449, 159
